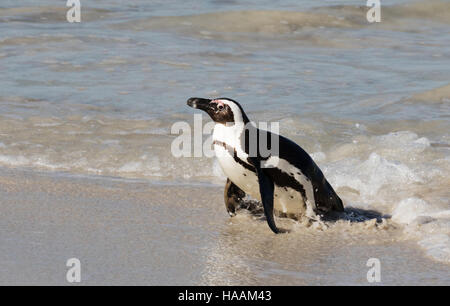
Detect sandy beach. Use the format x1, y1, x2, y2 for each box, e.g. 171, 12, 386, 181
0, 167, 448, 285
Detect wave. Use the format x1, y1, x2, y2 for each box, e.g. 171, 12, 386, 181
117, 10, 357, 33
316, 0, 450, 25
323, 131, 449, 263
115, 0, 450, 39
0, 6, 113, 23
2, 1, 448, 28
411, 83, 450, 104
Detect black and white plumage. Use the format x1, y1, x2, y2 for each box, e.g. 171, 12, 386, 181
187, 97, 344, 234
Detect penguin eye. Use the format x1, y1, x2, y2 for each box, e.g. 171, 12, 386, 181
217, 104, 224, 111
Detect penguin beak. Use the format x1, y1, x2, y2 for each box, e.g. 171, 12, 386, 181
187, 97, 211, 111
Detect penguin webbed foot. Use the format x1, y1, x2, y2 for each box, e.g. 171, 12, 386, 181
227, 210, 236, 217
224, 179, 245, 217
237, 199, 264, 215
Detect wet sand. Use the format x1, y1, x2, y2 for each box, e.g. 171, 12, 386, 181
0, 167, 448, 285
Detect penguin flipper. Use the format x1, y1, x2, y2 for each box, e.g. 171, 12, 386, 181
224, 178, 246, 216
248, 157, 285, 234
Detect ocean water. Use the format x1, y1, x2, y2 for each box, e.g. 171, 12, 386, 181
0, 0, 449, 265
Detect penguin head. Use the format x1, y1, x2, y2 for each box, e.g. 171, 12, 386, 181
187, 97, 249, 125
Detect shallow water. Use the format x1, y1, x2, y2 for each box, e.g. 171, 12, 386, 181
0, 168, 448, 285
0, 0, 449, 267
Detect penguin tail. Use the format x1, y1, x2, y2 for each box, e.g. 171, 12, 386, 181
326, 181, 344, 212
316, 180, 344, 214
332, 194, 345, 212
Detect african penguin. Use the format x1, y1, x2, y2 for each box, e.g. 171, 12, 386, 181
187, 97, 344, 234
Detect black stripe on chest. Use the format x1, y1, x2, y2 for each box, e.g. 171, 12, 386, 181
213, 140, 308, 205
213, 140, 255, 172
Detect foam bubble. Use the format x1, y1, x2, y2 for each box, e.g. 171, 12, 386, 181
0, 155, 29, 166
117, 161, 144, 173
310, 151, 326, 163
392, 198, 434, 224
329, 152, 422, 202
323, 130, 449, 263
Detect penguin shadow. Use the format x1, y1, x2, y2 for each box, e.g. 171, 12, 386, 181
236, 199, 389, 226
321, 206, 389, 224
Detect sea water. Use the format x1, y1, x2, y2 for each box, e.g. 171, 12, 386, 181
0, 0, 449, 264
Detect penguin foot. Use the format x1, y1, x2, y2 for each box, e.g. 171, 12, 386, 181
237, 199, 264, 215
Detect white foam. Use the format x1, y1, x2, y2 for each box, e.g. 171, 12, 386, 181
310, 151, 326, 163
0, 155, 29, 166
324, 131, 449, 263
392, 198, 435, 224
328, 152, 422, 203
117, 161, 143, 173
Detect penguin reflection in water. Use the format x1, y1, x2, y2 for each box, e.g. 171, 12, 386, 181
187, 97, 344, 234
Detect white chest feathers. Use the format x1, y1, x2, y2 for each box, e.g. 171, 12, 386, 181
212, 123, 255, 191
212, 123, 316, 218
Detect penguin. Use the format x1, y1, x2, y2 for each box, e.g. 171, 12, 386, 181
187, 97, 344, 234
